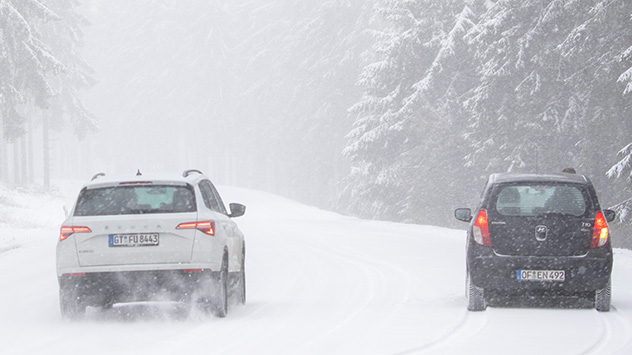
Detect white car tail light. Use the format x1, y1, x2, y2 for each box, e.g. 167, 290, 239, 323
177, 221, 215, 236
59, 226, 91, 241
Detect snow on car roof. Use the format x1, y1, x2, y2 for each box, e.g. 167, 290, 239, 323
490, 173, 589, 185
83, 171, 206, 189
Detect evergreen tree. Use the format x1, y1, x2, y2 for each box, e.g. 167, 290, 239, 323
464, 0, 578, 173
230, 0, 372, 208
341, 0, 479, 223
605, 2, 632, 223
464, 0, 632, 186
41, 0, 98, 137
0, 0, 62, 140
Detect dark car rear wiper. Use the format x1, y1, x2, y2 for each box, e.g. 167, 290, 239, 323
537, 211, 582, 218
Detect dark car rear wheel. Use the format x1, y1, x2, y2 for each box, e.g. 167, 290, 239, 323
595, 278, 611, 312
467, 273, 487, 311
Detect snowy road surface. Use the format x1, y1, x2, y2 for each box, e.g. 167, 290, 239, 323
1, 184, 632, 354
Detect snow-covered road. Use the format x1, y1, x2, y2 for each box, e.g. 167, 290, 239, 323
1, 185, 632, 354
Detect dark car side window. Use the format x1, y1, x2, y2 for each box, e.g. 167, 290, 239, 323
199, 180, 227, 214
494, 184, 588, 217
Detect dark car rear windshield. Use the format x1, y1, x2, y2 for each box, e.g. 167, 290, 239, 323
494, 184, 588, 217
74, 185, 196, 216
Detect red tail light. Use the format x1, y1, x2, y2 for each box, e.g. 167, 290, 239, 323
590, 212, 609, 248
183, 269, 205, 273
177, 221, 215, 236
473, 209, 492, 247
59, 226, 91, 241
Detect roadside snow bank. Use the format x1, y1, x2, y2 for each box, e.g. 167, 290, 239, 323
0, 182, 70, 252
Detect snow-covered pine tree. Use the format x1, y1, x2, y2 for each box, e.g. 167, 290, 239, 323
341, 0, 478, 223
465, 0, 632, 190
464, 0, 582, 174
0, 0, 62, 140
604, 2, 632, 224
393, 2, 482, 224
230, 0, 373, 208
557, 0, 632, 193
40, 0, 97, 138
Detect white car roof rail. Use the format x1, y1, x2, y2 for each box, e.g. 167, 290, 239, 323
91, 172, 106, 181
182, 169, 204, 178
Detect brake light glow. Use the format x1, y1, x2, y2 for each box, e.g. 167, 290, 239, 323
177, 221, 215, 236
590, 212, 609, 248
473, 209, 492, 247
183, 269, 205, 273
59, 226, 91, 241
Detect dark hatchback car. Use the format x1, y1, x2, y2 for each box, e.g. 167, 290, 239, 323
455, 173, 615, 311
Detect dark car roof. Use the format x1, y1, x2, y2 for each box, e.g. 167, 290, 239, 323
490, 173, 590, 185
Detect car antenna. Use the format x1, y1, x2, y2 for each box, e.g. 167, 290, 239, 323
136, 169, 142, 176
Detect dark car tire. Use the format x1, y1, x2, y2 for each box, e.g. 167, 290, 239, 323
467, 273, 487, 311
59, 285, 86, 320
595, 278, 611, 312
212, 254, 229, 318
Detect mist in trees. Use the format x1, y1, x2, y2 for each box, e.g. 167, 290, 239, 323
0, 0, 96, 188
2, 0, 631, 230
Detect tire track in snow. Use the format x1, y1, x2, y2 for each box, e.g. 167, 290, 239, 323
293, 238, 411, 353
261, 228, 422, 355
393, 310, 487, 355
579, 306, 632, 355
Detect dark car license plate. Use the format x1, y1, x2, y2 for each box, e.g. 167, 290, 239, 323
517, 270, 565, 281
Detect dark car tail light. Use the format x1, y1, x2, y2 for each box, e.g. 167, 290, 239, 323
473, 209, 492, 247
59, 226, 91, 241
590, 212, 609, 248
177, 221, 215, 236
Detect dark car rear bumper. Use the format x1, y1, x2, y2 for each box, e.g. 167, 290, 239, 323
467, 245, 613, 293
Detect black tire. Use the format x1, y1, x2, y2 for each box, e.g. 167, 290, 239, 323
59, 284, 86, 320
237, 244, 246, 305
467, 273, 486, 312
595, 278, 611, 312
213, 254, 229, 318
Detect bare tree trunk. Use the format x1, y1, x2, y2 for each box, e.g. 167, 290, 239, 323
13, 139, 19, 185
20, 134, 27, 185
0, 111, 6, 183
43, 110, 51, 191
27, 120, 34, 184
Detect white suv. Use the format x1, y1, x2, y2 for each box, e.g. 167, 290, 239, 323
56, 169, 246, 319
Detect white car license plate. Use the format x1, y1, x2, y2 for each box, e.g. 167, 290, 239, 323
517, 270, 565, 281
109, 234, 159, 247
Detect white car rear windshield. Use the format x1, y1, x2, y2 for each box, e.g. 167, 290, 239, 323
494, 184, 588, 217
74, 185, 196, 216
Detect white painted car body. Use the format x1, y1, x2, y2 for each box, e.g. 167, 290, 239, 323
56, 170, 246, 318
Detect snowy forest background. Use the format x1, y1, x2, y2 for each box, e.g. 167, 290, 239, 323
1, 0, 632, 233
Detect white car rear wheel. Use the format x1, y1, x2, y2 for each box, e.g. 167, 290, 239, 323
59, 283, 86, 320
212, 254, 228, 318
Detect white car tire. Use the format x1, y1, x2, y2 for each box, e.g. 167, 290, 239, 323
60, 283, 86, 320
212, 254, 229, 318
